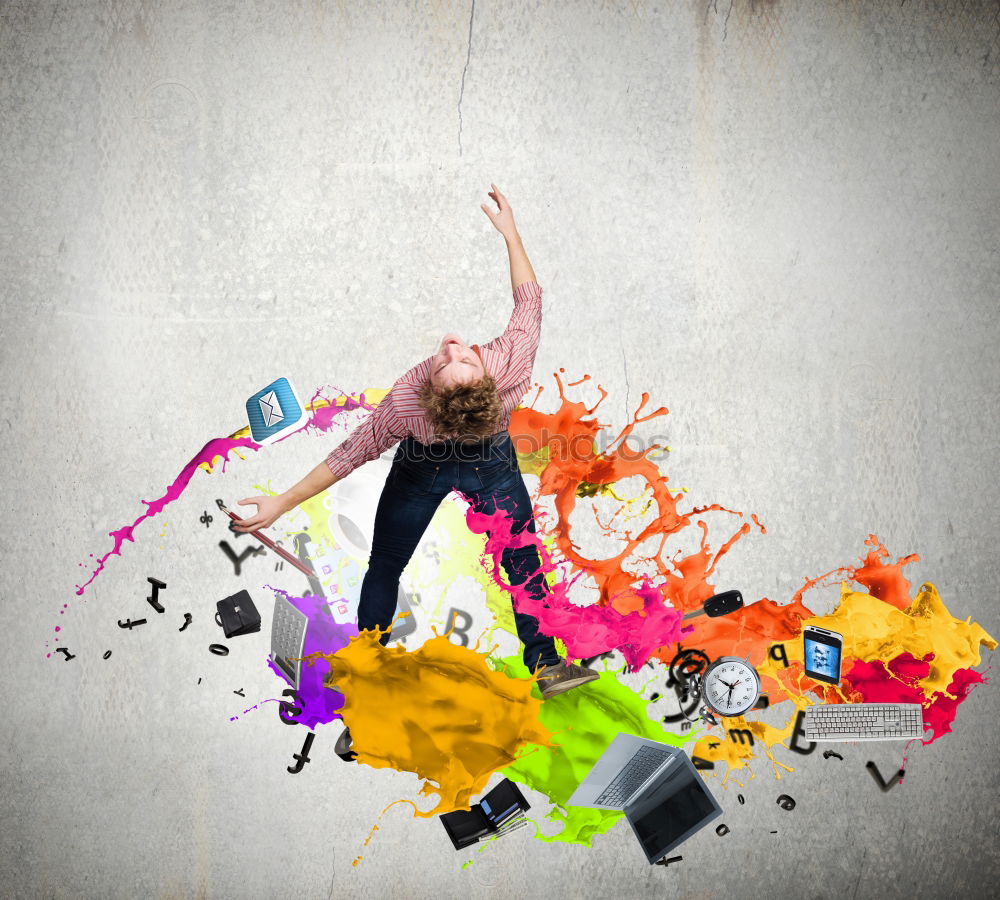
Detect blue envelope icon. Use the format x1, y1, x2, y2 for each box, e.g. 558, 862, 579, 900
246, 377, 304, 444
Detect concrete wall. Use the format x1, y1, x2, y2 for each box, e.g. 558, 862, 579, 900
2, 1, 998, 897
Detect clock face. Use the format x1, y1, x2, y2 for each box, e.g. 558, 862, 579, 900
701, 657, 761, 717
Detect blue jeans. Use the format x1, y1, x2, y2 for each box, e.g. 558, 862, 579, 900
357, 431, 561, 671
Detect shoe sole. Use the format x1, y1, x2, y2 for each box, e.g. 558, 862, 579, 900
539, 672, 600, 698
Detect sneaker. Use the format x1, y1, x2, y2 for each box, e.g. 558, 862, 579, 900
535, 660, 601, 699
335, 725, 357, 762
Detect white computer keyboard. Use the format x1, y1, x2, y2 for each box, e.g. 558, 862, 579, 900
803, 703, 925, 741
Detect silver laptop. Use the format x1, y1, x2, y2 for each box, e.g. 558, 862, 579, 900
567, 733, 723, 864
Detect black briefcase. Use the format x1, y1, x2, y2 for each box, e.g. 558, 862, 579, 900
215, 589, 262, 638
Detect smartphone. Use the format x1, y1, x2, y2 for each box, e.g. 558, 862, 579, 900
802, 626, 843, 685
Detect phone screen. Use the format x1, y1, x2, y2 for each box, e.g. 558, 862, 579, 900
803, 629, 842, 684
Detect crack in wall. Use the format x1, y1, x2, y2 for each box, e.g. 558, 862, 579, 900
457, 0, 476, 156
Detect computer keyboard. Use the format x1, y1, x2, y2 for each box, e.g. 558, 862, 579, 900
595, 745, 673, 807
803, 703, 925, 741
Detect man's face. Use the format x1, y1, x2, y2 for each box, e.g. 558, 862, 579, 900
431, 332, 485, 389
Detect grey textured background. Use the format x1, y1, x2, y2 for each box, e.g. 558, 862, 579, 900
2, 0, 999, 897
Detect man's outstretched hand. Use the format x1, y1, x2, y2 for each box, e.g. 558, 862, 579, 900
481, 183, 518, 239
232, 495, 288, 532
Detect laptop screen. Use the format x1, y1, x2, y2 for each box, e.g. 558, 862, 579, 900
627, 760, 722, 862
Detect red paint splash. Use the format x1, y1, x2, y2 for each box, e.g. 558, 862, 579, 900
843, 653, 989, 745
843, 654, 930, 707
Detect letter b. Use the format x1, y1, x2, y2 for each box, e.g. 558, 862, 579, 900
445, 608, 473, 647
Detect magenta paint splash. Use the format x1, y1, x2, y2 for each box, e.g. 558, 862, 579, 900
921, 667, 988, 743
71, 385, 377, 600
73, 436, 259, 596
299, 386, 378, 434
462, 499, 691, 671
228, 698, 283, 722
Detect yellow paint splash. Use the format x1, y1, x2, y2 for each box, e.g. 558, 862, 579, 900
409, 500, 500, 623
758, 581, 996, 700
314, 629, 554, 816
692, 707, 803, 785
699, 580, 996, 783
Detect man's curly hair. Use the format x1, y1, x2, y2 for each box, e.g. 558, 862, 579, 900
418, 373, 502, 442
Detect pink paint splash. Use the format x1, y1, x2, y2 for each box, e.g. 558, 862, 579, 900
299, 386, 377, 434
463, 500, 691, 671
459, 369, 766, 670
73, 436, 259, 595
70, 385, 377, 598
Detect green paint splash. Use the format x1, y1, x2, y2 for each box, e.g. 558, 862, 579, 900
495, 654, 700, 846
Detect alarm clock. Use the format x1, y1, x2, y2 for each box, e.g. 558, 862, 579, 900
701, 656, 762, 717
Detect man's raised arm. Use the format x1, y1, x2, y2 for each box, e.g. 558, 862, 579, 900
505, 228, 537, 293
481, 184, 536, 292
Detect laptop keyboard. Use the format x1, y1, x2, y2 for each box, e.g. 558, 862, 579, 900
595, 745, 673, 807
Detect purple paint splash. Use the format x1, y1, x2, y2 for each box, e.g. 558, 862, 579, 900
228, 697, 283, 722
265, 586, 359, 729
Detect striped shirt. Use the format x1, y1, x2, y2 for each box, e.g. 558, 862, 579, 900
324, 280, 544, 480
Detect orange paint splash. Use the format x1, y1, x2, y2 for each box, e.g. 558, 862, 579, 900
788, 534, 919, 611
501, 370, 764, 667
309, 629, 553, 817
514, 374, 757, 617
654, 592, 815, 686
350, 820, 385, 868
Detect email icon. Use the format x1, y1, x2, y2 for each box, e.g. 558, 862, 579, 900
258, 390, 284, 427
246, 377, 304, 444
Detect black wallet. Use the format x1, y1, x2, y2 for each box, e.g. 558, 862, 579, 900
215, 589, 262, 638
439, 778, 530, 850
